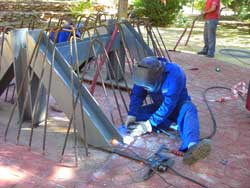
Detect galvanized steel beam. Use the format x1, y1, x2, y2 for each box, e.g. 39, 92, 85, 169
26, 30, 123, 148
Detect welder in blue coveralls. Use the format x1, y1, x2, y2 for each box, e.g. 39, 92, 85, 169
125, 56, 211, 165
49, 20, 82, 43
50, 21, 90, 72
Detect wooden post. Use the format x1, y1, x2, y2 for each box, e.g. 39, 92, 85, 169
117, 0, 128, 19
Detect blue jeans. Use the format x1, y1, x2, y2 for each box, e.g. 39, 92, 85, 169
202, 19, 218, 57
133, 101, 200, 151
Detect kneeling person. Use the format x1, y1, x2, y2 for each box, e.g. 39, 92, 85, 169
125, 56, 211, 165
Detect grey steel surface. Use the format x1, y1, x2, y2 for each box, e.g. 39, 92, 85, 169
0, 32, 14, 95
56, 34, 121, 68
121, 22, 154, 61
106, 20, 125, 81
26, 30, 123, 148
11, 29, 46, 123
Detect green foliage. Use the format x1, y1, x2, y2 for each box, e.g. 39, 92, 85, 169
69, 1, 93, 16
193, 0, 205, 12
221, 0, 250, 21
175, 11, 190, 27
132, 0, 188, 26
191, 0, 250, 21
239, 6, 250, 21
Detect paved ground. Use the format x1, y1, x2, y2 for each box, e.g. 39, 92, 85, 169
0, 51, 249, 188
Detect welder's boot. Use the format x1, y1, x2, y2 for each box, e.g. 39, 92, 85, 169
183, 139, 211, 165
197, 51, 207, 55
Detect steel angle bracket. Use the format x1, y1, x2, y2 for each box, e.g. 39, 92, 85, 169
119, 21, 154, 61
56, 33, 121, 69
12, 29, 47, 123
26, 29, 123, 148
0, 30, 14, 96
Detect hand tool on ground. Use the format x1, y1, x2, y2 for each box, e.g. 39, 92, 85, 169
143, 144, 175, 180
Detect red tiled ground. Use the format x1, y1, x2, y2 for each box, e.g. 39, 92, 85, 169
0, 52, 249, 188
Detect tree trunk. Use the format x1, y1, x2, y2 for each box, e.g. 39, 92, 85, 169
118, 0, 128, 19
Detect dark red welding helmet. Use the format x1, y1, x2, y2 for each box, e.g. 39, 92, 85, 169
132, 56, 165, 92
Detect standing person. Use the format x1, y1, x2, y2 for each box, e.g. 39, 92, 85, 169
198, 0, 220, 58
125, 56, 211, 165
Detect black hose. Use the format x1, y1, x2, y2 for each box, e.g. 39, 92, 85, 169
219, 48, 250, 66
201, 86, 231, 140
111, 147, 179, 188
168, 166, 208, 188
94, 145, 208, 188
219, 49, 250, 59
201, 85, 245, 140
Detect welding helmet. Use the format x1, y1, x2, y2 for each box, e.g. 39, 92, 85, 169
132, 56, 165, 92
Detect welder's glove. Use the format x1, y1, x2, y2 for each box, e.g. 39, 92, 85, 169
124, 115, 136, 127
130, 120, 152, 137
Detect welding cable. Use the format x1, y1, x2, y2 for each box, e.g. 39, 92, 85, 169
101, 146, 179, 188
167, 166, 208, 188
219, 48, 250, 66
201, 86, 230, 140
119, 146, 207, 188
114, 147, 177, 188
95, 145, 208, 188
202, 85, 246, 140
127, 147, 207, 188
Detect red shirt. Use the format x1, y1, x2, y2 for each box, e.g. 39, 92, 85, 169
205, 0, 220, 20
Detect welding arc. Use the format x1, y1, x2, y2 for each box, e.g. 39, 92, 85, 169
98, 146, 207, 188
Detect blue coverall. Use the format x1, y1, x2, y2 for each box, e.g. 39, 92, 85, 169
49, 25, 81, 43
128, 58, 200, 151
